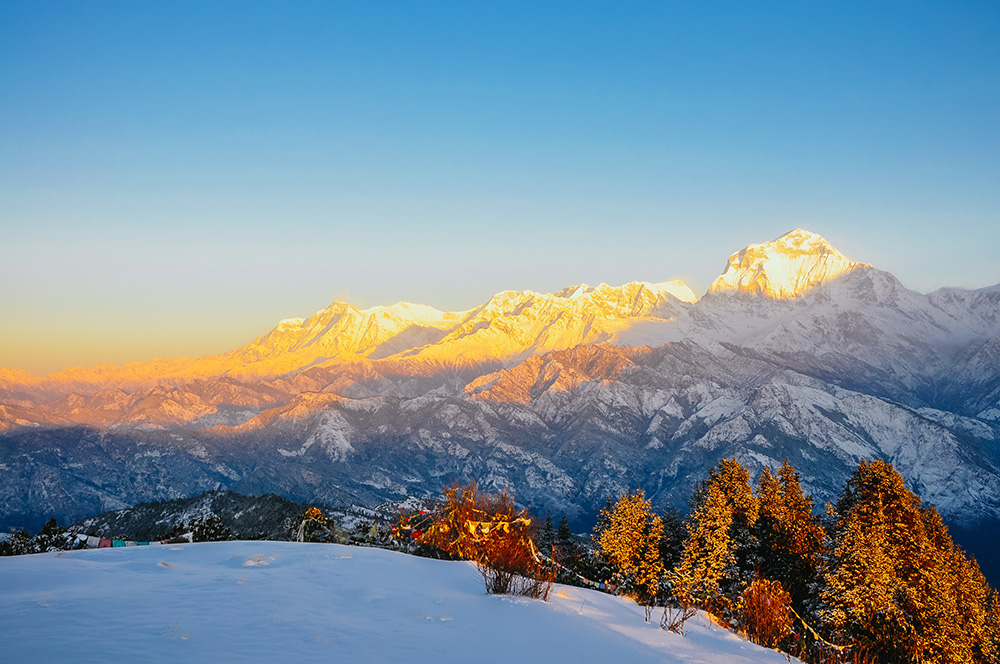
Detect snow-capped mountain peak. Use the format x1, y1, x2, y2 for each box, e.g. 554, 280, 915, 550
2, 229, 999, 569
552, 280, 696, 304
649, 279, 699, 303
708, 228, 865, 299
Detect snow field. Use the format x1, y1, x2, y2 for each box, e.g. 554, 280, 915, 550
0, 541, 795, 663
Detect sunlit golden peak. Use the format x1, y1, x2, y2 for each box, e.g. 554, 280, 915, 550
708, 228, 866, 299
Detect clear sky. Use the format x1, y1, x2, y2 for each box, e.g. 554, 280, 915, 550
2, 1, 999, 376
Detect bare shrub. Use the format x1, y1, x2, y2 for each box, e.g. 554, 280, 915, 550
475, 503, 554, 599
477, 544, 553, 600
741, 577, 793, 648
660, 603, 697, 635
422, 482, 554, 599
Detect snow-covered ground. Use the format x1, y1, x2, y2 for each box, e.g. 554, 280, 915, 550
0, 541, 794, 663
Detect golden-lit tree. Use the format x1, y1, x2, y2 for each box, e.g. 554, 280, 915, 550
754, 460, 824, 609
670, 479, 734, 609
597, 489, 665, 607
821, 460, 1000, 664
672, 458, 758, 612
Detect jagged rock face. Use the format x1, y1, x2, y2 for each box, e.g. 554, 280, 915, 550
4, 339, 997, 532
1, 229, 998, 538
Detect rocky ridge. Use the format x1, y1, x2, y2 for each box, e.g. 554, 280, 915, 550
0, 229, 997, 554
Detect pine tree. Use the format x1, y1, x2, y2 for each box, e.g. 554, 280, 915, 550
0, 528, 35, 556
591, 497, 614, 545
166, 513, 234, 542
754, 461, 824, 610
555, 516, 577, 567
34, 517, 70, 552
672, 458, 759, 612
596, 490, 665, 606
538, 513, 555, 554
584, 496, 617, 584
670, 479, 734, 609
191, 514, 233, 542
755, 466, 782, 521
708, 459, 758, 585
658, 508, 685, 572
820, 459, 1000, 664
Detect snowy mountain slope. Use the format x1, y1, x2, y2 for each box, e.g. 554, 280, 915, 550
0, 426, 245, 530
1, 280, 696, 398
12, 259, 993, 432
475, 342, 1000, 524
613, 261, 1000, 414
2, 230, 995, 417
1, 228, 998, 549
221, 340, 1000, 525
708, 228, 864, 298
7, 338, 994, 533
390, 281, 693, 367
0, 303, 466, 397
0, 403, 74, 433
0, 541, 795, 664
6, 378, 290, 432
238, 300, 466, 366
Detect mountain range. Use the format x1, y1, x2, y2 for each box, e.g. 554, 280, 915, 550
2, 229, 999, 573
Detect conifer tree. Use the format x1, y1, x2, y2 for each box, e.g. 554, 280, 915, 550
672, 458, 759, 611
0, 528, 35, 556
658, 508, 686, 572
538, 513, 555, 554
167, 513, 234, 542
754, 461, 824, 609
596, 490, 665, 606
34, 517, 71, 552
584, 497, 616, 582
555, 516, 577, 567
708, 459, 759, 584
670, 480, 734, 609
191, 514, 234, 542
592, 497, 614, 543
821, 459, 1000, 664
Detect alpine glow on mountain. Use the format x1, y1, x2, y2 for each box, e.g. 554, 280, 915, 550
1, 229, 998, 570
0, 230, 861, 391
0, 280, 700, 393
708, 229, 864, 299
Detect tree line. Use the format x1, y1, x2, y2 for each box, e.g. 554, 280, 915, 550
587, 458, 999, 664
4, 458, 997, 663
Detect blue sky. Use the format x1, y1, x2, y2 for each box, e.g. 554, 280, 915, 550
2, 2, 999, 374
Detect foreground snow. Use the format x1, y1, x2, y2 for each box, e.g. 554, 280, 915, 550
0, 541, 794, 663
